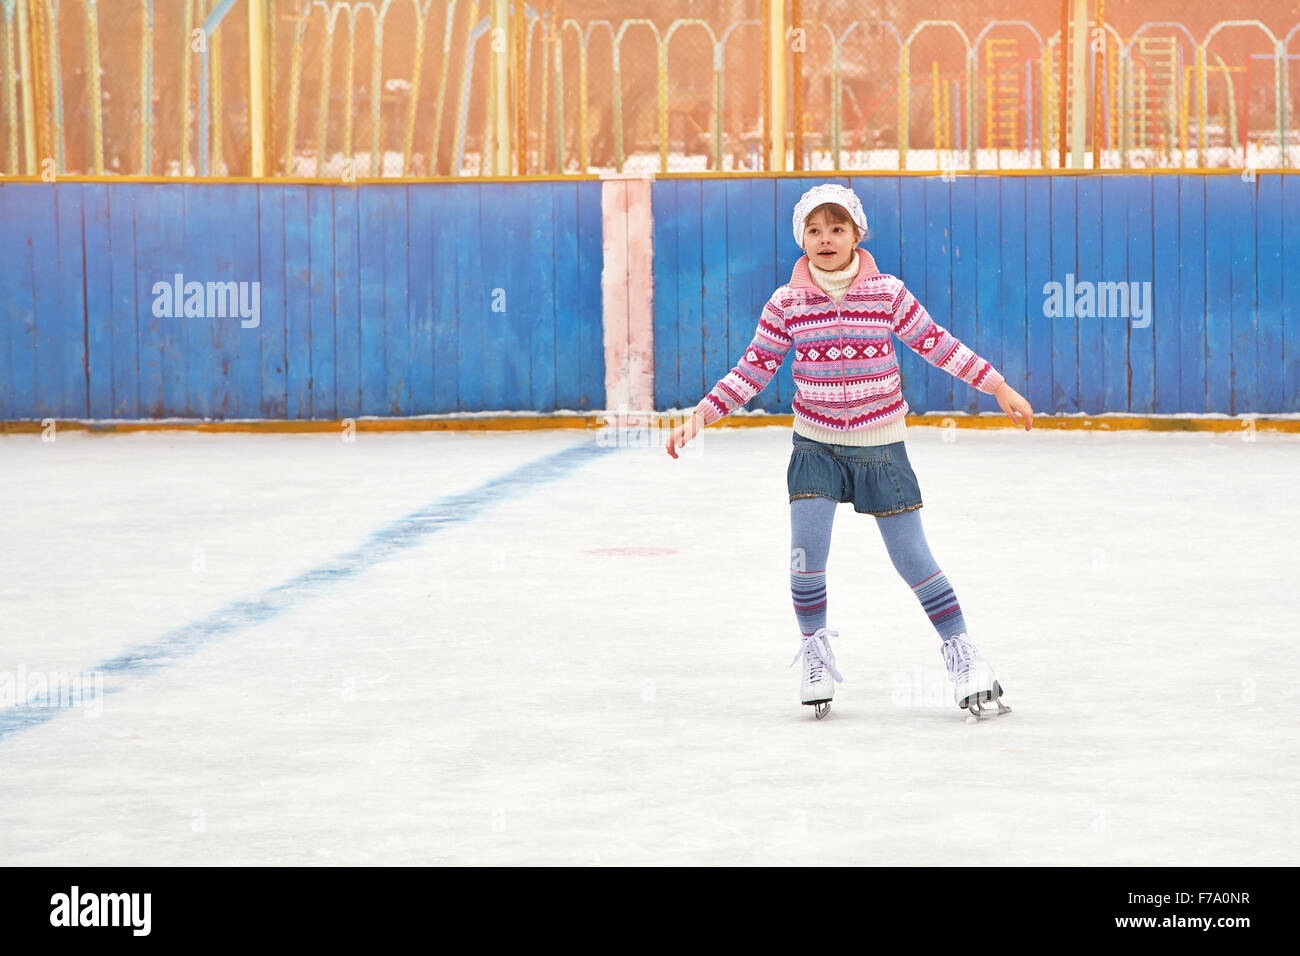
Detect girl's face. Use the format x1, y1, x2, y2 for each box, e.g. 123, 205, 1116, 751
802, 210, 859, 272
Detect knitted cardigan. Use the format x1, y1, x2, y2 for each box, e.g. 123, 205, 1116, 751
692, 249, 1006, 445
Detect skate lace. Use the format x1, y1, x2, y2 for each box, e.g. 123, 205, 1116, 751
789, 629, 844, 683
941, 635, 977, 681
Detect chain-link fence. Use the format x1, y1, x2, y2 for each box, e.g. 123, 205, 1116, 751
1, 0, 1297, 177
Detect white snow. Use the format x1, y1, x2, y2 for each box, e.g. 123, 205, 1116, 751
0, 423, 1296, 864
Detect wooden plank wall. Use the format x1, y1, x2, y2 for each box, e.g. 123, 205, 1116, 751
0, 181, 605, 419
1, 175, 1296, 420
652, 174, 1300, 416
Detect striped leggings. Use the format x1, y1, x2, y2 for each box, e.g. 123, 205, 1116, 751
789, 495, 967, 640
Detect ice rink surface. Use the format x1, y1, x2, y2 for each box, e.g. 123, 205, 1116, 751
1, 422, 1297, 865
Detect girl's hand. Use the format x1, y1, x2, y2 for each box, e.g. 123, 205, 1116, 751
665, 411, 704, 458
995, 382, 1034, 431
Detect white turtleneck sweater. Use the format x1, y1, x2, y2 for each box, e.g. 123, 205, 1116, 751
798, 248, 908, 447
807, 250, 859, 306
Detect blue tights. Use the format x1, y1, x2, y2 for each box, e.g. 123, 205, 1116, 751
789, 495, 967, 641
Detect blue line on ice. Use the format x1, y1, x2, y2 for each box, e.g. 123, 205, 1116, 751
0, 438, 618, 742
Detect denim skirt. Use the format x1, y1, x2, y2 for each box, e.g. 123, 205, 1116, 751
787, 432, 923, 516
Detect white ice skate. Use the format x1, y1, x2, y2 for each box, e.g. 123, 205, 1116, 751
789, 627, 844, 719
940, 633, 1011, 719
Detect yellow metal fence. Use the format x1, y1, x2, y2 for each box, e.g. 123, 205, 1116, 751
0, 0, 1296, 178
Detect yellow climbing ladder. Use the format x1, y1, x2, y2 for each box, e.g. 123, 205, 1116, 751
985, 38, 1021, 149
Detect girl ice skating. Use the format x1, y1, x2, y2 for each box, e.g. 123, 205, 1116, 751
665, 183, 1034, 720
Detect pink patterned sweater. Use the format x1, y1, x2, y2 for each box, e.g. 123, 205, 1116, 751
692, 249, 1006, 445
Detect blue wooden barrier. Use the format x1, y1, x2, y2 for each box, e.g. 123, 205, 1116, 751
0, 181, 605, 419
652, 174, 1299, 416
1, 174, 1296, 420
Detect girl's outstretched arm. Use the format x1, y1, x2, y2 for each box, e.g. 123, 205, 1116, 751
889, 282, 1002, 394
690, 290, 793, 427
665, 289, 793, 459
889, 280, 1033, 430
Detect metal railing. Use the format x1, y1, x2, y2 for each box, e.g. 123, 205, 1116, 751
0, 1, 1295, 177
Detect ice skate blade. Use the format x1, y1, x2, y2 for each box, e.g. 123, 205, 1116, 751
957, 681, 1005, 712
964, 698, 1012, 720
807, 701, 831, 720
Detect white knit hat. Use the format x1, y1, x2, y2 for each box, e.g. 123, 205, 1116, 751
792, 183, 868, 249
